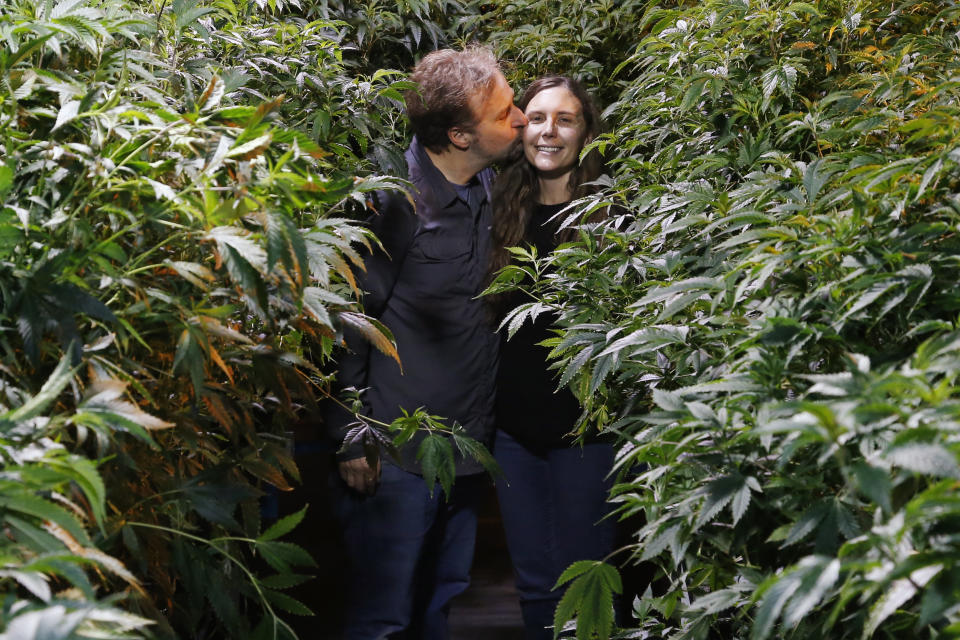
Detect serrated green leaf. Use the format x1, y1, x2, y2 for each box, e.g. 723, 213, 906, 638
641, 523, 683, 562
782, 557, 839, 627
552, 561, 621, 640
5, 354, 75, 422
862, 573, 923, 639
752, 570, 802, 640
451, 431, 502, 479
557, 345, 594, 390
261, 588, 314, 616
694, 474, 746, 530
257, 541, 316, 574
783, 501, 830, 547
0, 492, 90, 546
416, 433, 455, 498
258, 506, 308, 542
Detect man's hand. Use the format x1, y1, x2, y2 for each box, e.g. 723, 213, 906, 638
339, 457, 381, 495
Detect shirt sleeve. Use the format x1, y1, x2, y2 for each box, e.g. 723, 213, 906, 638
324, 190, 418, 460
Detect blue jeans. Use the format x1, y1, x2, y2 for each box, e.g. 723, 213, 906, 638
334, 462, 485, 639
494, 429, 615, 640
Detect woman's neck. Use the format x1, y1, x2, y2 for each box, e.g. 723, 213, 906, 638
536, 171, 574, 205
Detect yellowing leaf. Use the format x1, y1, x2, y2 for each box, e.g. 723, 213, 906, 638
166, 260, 216, 289
243, 458, 293, 491
193, 316, 253, 344
328, 251, 359, 296
255, 94, 285, 119
81, 378, 174, 430
339, 312, 400, 367
198, 75, 225, 111
207, 343, 234, 384
43, 521, 143, 592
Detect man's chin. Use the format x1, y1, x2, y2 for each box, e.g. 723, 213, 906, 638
493, 138, 524, 163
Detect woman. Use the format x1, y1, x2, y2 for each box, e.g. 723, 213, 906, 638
489, 76, 614, 640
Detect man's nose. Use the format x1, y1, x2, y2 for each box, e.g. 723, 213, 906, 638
512, 105, 527, 128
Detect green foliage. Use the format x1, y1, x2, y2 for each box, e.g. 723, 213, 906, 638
0, 0, 411, 636
553, 561, 623, 640
307, 0, 474, 68
470, 0, 646, 103
0, 357, 155, 639
350, 406, 501, 498
8, 0, 960, 638
485, 0, 960, 638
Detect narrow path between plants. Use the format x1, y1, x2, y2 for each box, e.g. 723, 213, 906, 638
449, 487, 526, 639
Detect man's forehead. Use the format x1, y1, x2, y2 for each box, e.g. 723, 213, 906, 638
471, 74, 512, 114
484, 74, 510, 99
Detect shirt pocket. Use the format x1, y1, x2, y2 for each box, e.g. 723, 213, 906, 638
406, 228, 475, 296
416, 228, 472, 262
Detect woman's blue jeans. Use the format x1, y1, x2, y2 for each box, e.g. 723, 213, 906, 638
494, 429, 616, 640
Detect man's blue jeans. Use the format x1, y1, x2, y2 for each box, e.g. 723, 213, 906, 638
494, 429, 615, 640
334, 462, 485, 639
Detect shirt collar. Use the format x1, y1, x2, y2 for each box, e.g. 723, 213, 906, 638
406, 136, 489, 211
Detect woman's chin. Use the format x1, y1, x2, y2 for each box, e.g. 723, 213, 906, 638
534, 164, 576, 181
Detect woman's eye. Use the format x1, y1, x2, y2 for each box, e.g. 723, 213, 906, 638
528, 115, 544, 123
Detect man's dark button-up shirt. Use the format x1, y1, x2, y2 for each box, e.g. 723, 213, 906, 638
327, 136, 498, 475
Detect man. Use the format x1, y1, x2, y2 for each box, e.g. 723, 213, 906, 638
326, 46, 527, 639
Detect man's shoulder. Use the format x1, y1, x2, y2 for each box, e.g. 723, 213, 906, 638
368, 188, 415, 217
364, 189, 419, 250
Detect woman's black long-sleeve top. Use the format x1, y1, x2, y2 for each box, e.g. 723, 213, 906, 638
495, 202, 582, 451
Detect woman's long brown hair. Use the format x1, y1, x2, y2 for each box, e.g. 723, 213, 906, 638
487, 76, 605, 309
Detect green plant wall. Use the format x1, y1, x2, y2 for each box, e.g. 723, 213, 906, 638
481, 0, 960, 637
4, 0, 960, 638
0, 0, 411, 636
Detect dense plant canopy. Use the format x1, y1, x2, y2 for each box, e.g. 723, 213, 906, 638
3, 0, 960, 639
483, 0, 960, 638
0, 0, 410, 636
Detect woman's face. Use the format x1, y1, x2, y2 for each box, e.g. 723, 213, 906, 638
522, 86, 589, 179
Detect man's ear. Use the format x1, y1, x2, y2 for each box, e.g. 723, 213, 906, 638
448, 127, 472, 151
